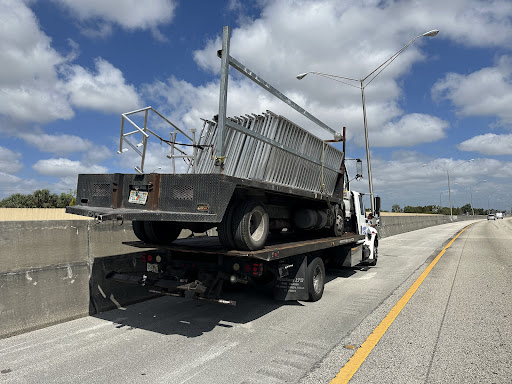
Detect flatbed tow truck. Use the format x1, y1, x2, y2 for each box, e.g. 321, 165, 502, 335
67, 26, 379, 304
107, 231, 368, 305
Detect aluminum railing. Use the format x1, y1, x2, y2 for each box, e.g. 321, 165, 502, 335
194, 111, 344, 195
117, 106, 197, 174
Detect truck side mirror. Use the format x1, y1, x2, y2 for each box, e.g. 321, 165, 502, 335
374, 196, 381, 216
356, 159, 363, 179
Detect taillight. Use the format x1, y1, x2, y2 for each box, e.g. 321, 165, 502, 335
252, 263, 263, 276
243, 263, 263, 276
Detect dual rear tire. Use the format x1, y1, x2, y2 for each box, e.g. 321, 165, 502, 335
132, 221, 181, 245
218, 199, 269, 251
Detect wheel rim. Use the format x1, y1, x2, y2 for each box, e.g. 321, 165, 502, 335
249, 210, 265, 242
335, 214, 343, 230
312, 265, 323, 294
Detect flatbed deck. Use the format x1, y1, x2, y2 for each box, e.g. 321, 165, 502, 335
124, 232, 364, 261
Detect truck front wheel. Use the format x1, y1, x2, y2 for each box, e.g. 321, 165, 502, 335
233, 199, 269, 251
307, 257, 325, 302
369, 243, 378, 266
330, 204, 344, 237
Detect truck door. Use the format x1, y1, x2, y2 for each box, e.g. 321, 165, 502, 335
352, 192, 367, 235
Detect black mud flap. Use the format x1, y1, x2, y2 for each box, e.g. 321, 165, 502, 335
273, 255, 309, 301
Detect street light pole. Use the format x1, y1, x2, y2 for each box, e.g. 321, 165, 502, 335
448, 170, 452, 217
360, 80, 374, 208
446, 159, 474, 219
297, 29, 439, 214
470, 186, 474, 216
467, 179, 486, 216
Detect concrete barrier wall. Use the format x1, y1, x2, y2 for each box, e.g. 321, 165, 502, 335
0, 214, 484, 339
378, 214, 486, 238
0, 221, 155, 339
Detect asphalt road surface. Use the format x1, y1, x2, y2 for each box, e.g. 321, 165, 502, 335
1, 218, 510, 384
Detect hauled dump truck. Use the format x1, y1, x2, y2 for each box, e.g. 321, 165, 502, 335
66, 26, 380, 303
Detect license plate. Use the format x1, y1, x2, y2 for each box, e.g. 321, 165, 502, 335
129, 190, 148, 205
147, 263, 158, 273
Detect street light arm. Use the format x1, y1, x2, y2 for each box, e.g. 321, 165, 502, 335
447, 158, 474, 172
296, 72, 361, 89
362, 29, 439, 87
296, 71, 359, 83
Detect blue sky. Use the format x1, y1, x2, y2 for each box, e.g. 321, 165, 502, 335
1, 0, 512, 212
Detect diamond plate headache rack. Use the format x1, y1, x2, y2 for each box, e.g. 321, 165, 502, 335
117, 106, 207, 174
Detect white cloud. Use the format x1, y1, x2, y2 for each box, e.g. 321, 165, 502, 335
0, 171, 22, 184
0, 0, 74, 123
81, 145, 113, 165
370, 114, 449, 147
18, 132, 94, 154
458, 133, 512, 155
80, 23, 112, 39
50, 176, 80, 194
0, 146, 23, 173
426, 0, 512, 49
63, 58, 142, 114
0, 172, 42, 199
370, 154, 512, 209
0, 2, 141, 124
182, 0, 512, 150
0, 0, 64, 86
33, 158, 108, 177
432, 56, 512, 126
52, 0, 177, 34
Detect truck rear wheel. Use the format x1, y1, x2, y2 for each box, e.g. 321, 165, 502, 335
307, 257, 325, 302
143, 221, 181, 245
132, 221, 151, 243
233, 199, 269, 251
218, 200, 240, 250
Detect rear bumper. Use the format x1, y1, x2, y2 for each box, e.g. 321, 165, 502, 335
65, 205, 218, 222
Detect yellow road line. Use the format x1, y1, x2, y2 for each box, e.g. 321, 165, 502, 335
331, 224, 473, 384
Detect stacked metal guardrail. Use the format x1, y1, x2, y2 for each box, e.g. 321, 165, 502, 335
194, 110, 344, 196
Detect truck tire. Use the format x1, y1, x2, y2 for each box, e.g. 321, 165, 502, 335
143, 221, 181, 245
218, 200, 240, 250
331, 204, 344, 237
132, 221, 151, 243
233, 199, 269, 251
369, 244, 378, 266
307, 257, 325, 302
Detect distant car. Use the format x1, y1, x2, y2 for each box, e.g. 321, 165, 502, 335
487, 214, 495, 220
495, 212, 503, 219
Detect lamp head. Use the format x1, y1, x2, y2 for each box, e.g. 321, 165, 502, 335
422, 29, 439, 37
296, 73, 309, 80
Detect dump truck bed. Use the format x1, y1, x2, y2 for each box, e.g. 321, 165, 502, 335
66, 173, 343, 223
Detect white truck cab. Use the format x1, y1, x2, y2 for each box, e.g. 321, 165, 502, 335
344, 191, 379, 265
